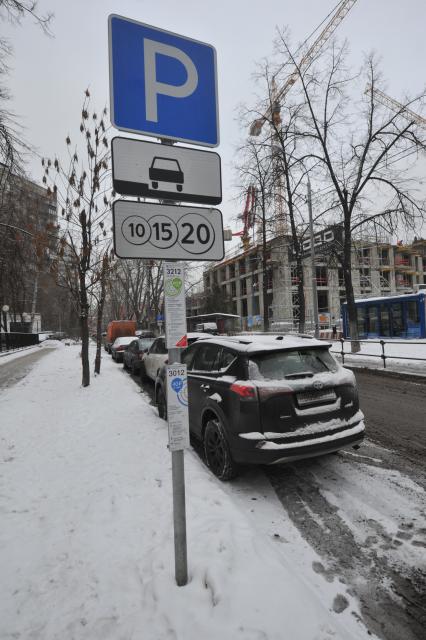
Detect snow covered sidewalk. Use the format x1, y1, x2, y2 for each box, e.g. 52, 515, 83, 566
0, 344, 375, 640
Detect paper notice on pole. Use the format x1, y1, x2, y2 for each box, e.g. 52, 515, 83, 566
166, 364, 190, 451
164, 262, 187, 348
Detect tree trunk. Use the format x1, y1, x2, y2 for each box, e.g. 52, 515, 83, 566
296, 257, 305, 333
94, 258, 107, 375
262, 215, 269, 332
79, 276, 90, 387
342, 222, 360, 353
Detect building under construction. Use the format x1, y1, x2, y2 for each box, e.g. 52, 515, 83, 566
197, 232, 426, 331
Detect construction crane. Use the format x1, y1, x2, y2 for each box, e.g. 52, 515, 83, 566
234, 185, 256, 249
365, 84, 426, 130
250, 0, 358, 136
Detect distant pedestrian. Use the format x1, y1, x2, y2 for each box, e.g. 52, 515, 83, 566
332, 324, 337, 339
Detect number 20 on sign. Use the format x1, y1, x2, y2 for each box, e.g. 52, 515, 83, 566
113, 200, 224, 261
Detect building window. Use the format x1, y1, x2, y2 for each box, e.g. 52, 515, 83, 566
241, 278, 247, 296
241, 298, 248, 317
357, 247, 370, 265
338, 268, 345, 287
379, 248, 389, 266
265, 269, 273, 290
360, 268, 371, 290
252, 272, 259, 291
239, 259, 246, 275
220, 268, 226, 282
248, 253, 258, 271
315, 266, 328, 286
380, 271, 390, 287
395, 254, 410, 267
317, 291, 329, 313
229, 263, 236, 278
231, 281, 236, 297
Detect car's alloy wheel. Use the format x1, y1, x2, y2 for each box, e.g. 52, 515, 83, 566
157, 389, 167, 420
204, 419, 239, 481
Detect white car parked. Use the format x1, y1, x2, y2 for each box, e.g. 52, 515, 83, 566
140, 333, 212, 382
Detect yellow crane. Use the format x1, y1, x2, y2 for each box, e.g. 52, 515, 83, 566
250, 0, 359, 136
365, 84, 426, 130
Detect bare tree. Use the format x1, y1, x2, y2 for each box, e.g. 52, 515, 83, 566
45, 91, 113, 386
275, 36, 426, 348
0, 0, 53, 181
234, 137, 275, 330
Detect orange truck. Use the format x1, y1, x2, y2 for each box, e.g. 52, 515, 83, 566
104, 320, 137, 353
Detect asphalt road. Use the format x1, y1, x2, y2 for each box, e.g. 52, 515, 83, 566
0, 348, 54, 391
353, 368, 426, 482
267, 369, 426, 640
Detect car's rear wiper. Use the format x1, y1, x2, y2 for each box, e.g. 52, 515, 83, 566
284, 371, 314, 379
314, 355, 329, 371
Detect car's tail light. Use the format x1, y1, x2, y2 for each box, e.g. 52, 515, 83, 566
230, 382, 256, 398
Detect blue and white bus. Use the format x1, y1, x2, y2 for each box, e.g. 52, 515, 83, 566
342, 292, 426, 339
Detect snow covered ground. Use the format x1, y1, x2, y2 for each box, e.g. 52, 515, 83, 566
0, 343, 380, 640
329, 339, 426, 376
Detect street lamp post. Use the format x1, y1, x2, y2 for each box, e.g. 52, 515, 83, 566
1, 304, 9, 352
2, 304, 9, 332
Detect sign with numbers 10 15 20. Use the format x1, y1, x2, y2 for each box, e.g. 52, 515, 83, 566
112, 200, 224, 261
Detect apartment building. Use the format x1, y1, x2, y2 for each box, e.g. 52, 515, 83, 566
202, 231, 426, 330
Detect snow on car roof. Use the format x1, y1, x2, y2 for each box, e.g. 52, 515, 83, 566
199, 333, 329, 353
113, 336, 136, 345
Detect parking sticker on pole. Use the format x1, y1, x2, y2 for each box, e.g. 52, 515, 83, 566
164, 262, 187, 348
166, 364, 190, 451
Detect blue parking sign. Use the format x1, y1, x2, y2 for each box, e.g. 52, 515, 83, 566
108, 15, 219, 147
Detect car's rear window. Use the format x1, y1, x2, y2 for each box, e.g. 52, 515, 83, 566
138, 338, 154, 350
249, 348, 338, 380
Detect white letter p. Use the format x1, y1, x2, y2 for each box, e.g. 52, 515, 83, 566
143, 39, 198, 123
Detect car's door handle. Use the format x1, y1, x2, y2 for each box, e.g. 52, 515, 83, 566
200, 384, 210, 391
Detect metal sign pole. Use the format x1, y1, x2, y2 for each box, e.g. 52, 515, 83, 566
162, 137, 188, 587
168, 346, 188, 586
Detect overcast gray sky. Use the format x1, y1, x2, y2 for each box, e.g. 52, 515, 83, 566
4, 0, 426, 231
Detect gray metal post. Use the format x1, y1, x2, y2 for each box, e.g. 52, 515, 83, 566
168, 346, 188, 586
307, 178, 320, 339
161, 136, 188, 587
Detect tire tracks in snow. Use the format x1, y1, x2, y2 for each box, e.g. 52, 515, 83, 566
266, 454, 426, 640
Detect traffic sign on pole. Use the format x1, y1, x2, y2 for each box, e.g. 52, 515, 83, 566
112, 137, 222, 205
112, 200, 224, 261
108, 15, 219, 147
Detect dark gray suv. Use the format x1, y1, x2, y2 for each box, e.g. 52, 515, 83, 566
155, 334, 365, 480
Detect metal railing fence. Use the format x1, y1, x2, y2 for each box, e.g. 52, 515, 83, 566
0, 332, 40, 353
330, 337, 426, 369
